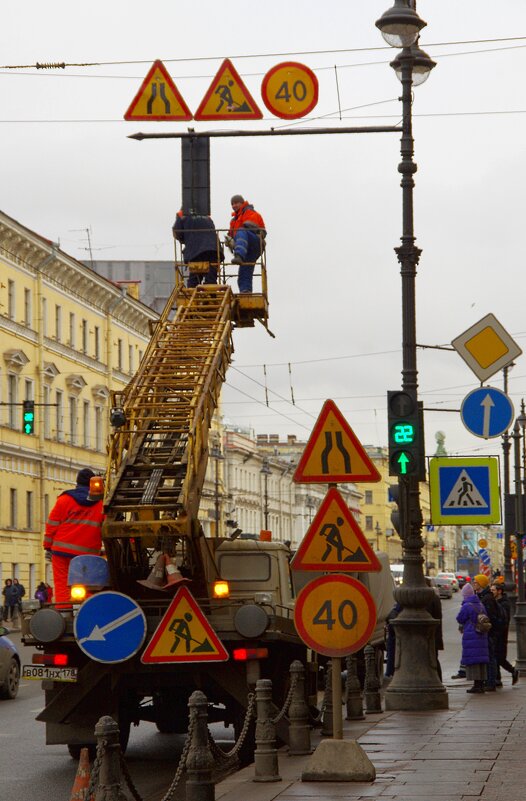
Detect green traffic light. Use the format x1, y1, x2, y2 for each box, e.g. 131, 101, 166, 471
392, 422, 415, 444
397, 452, 411, 474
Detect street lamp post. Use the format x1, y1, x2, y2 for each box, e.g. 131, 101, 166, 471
502, 364, 516, 622
376, 1, 447, 710
511, 418, 526, 673
260, 459, 271, 531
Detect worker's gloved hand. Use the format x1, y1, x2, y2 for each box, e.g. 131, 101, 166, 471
224, 235, 234, 252
45, 550, 52, 562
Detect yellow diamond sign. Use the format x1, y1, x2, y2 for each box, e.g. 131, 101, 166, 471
451, 313, 522, 382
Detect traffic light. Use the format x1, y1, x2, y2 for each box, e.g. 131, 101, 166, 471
22, 400, 35, 434
387, 390, 425, 480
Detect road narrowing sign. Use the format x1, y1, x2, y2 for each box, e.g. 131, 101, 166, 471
194, 58, 262, 121
294, 575, 376, 658
291, 488, 380, 572
261, 62, 318, 119
293, 399, 380, 484
124, 60, 193, 121
141, 586, 228, 664
429, 456, 501, 525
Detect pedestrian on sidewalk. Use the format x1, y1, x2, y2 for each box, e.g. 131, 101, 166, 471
491, 578, 519, 685
456, 583, 489, 694
2, 579, 19, 624
13, 577, 25, 616
473, 574, 500, 691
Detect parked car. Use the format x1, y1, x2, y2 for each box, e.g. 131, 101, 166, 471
455, 572, 471, 588
0, 625, 20, 700
437, 572, 459, 592
431, 576, 453, 599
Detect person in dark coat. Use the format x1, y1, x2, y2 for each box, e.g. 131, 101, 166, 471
473, 574, 499, 690
2, 579, 19, 623
456, 582, 489, 693
13, 578, 25, 615
173, 210, 223, 287
35, 582, 48, 606
491, 579, 519, 685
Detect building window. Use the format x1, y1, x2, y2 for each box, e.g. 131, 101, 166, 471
95, 405, 103, 451
24, 288, 32, 327
365, 515, 373, 531
44, 493, 50, 523
43, 385, 51, 438
69, 312, 76, 347
9, 488, 17, 529
69, 397, 78, 445
364, 490, 373, 505
41, 297, 47, 336
129, 345, 134, 375
117, 339, 123, 370
83, 400, 90, 448
26, 491, 33, 530
7, 279, 15, 319
56, 390, 64, 441
94, 326, 101, 360
55, 304, 62, 341
7, 374, 18, 428
138, 350, 144, 364
82, 319, 88, 353
25, 378, 33, 403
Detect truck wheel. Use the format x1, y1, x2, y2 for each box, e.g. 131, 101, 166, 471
0, 657, 20, 699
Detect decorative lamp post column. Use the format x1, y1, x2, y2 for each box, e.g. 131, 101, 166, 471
376, 1, 447, 710
502, 364, 516, 621
514, 413, 526, 674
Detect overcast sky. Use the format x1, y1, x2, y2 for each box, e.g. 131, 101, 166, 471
3, 1, 526, 463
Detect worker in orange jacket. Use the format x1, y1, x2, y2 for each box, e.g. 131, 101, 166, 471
44, 469, 105, 604
227, 195, 267, 293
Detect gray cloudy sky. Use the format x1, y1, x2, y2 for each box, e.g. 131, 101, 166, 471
3, 1, 526, 460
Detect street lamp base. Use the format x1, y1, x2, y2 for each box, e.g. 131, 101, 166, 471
384, 610, 448, 712
513, 601, 526, 676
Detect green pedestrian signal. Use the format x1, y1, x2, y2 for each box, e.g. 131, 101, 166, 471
22, 400, 35, 434
387, 390, 425, 480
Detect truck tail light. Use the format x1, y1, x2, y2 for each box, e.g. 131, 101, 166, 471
213, 580, 230, 599
233, 647, 268, 661
32, 653, 69, 666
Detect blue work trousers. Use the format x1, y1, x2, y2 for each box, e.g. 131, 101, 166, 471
234, 229, 262, 292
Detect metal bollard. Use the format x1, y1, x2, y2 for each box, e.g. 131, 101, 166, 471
364, 644, 383, 714
93, 716, 128, 801
253, 678, 281, 782
186, 690, 215, 801
345, 654, 365, 721
288, 660, 312, 755
320, 662, 333, 737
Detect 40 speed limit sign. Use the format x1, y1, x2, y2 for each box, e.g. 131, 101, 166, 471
261, 62, 318, 119
294, 575, 376, 657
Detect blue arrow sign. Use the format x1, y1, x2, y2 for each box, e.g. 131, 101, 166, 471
74, 591, 147, 664
461, 386, 514, 439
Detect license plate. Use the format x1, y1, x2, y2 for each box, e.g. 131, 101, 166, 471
22, 665, 78, 682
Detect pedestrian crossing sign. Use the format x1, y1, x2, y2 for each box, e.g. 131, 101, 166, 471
141, 586, 229, 664
194, 58, 263, 121
429, 457, 501, 525
124, 60, 193, 121
291, 487, 381, 572
293, 399, 381, 484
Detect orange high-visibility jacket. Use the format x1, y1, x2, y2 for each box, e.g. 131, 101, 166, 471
228, 201, 266, 236
44, 491, 104, 558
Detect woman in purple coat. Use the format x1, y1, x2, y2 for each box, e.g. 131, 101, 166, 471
456, 583, 489, 693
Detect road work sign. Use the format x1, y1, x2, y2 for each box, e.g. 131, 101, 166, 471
291, 487, 380, 572
294, 575, 376, 658
429, 457, 501, 525
194, 58, 262, 121
293, 399, 380, 484
141, 586, 228, 664
74, 592, 147, 664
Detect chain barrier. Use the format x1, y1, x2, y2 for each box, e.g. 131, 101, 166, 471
271, 671, 298, 725
86, 741, 104, 801
119, 750, 145, 801
158, 709, 197, 801
207, 692, 255, 762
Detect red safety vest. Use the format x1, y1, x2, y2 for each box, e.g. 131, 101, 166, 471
44, 493, 104, 558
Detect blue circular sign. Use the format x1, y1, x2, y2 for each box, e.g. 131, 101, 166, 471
461, 386, 514, 439
74, 591, 147, 664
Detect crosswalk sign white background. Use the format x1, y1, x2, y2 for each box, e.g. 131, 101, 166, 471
429, 457, 501, 525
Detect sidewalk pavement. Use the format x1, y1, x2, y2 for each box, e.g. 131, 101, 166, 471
215, 675, 526, 801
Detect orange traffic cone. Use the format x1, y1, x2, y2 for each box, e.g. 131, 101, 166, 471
137, 554, 166, 590
162, 555, 190, 590
69, 747, 92, 800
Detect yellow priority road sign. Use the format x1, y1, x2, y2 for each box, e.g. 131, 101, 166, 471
451, 313, 522, 383
124, 60, 193, 121
141, 586, 228, 664
261, 61, 319, 119
291, 488, 381, 572
293, 399, 381, 484
294, 575, 376, 658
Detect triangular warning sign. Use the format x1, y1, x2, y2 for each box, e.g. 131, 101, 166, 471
293, 400, 381, 484
141, 586, 228, 664
124, 60, 193, 121
194, 58, 262, 121
444, 469, 488, 509
291, 488, 381, 572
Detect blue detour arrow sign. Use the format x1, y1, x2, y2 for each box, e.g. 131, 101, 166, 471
461, 386, 514, 439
